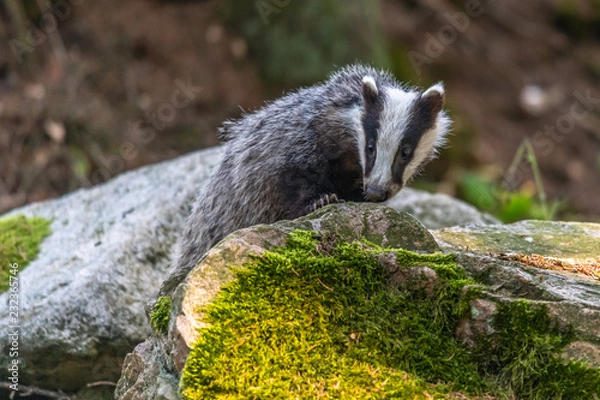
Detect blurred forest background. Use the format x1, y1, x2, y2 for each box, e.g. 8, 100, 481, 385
0, 0, 599, 222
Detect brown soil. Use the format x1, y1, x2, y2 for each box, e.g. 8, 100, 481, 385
1, 0, 599, 219
0, 0, 264, 211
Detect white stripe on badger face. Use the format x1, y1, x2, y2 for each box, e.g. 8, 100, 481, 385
401, 123, 439, 185
365, 88, 417, 188
340, 106, 366, 172
403, 109, 450, 185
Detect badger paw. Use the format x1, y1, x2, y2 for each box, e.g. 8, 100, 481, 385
308, 193, 344, 213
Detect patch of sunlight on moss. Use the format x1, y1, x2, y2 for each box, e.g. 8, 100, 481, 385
150, 296, 172, 334
181, 231, 483, 399
181, 230, 600, 399
0, 215, 51, 293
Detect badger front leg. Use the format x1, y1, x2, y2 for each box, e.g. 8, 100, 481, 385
307, 193, 344, 213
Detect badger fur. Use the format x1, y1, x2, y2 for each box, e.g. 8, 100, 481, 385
159, 64, 451, 296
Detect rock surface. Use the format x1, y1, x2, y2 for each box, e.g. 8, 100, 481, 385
433, 220, 600, 259
116, 204, 441, 399
0, 148, 222, 392
433, 221, 600, 366
387, 189, 500, 229
116, 204, 600, 399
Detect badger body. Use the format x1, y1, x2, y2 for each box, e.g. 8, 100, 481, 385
159, 64, 451, 296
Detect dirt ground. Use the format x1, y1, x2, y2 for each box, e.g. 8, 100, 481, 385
1, 0, 599, 219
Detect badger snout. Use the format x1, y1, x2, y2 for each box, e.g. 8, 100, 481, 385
365, 186, 389, 202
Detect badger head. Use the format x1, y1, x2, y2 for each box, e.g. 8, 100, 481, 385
358, 76, 450, 202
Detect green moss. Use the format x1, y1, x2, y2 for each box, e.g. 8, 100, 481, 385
181, 231, 483, 398
150, 296, 172, 334
181, 231, 600, 399
477, 300, 600, 399
0, 215, 52, 293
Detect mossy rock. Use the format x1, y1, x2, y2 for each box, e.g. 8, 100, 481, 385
181, 231, 480, 399
179, 230, 600, 399
117, 204, 600, 399
434, 220, 600, 369
0, 215, 51, 293
296, 203, 440, 253
171, 204, 438, 369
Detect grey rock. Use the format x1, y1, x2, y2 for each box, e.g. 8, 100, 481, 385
456, 299, 497, 348
562, 341, 600, 368
0, 147, 222, 392
386, 188, 501, 229
114, 338, 179, 400
433, 221, 600, 359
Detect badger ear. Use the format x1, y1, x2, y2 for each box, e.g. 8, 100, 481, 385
361, 76, 379, 105
421, 83, 445, 115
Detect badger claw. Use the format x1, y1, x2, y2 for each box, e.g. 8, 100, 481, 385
308, 193, 344, 213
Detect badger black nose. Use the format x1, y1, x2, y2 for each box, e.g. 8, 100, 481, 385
366, 186, 388, 202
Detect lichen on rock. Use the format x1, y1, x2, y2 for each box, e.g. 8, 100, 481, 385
433, 220, 600, 348
433, 220, 600, 260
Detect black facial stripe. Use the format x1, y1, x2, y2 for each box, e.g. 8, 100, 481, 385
361, 90, 384, 177
392, 94, 438, 184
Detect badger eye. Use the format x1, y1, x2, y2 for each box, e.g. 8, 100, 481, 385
401, 147, 411, 159
367, 144, 375, 154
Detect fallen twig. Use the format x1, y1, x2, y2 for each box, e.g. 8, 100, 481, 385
0, 382, 75, 399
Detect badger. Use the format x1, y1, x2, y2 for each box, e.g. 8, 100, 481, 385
159, 64, 451, 297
